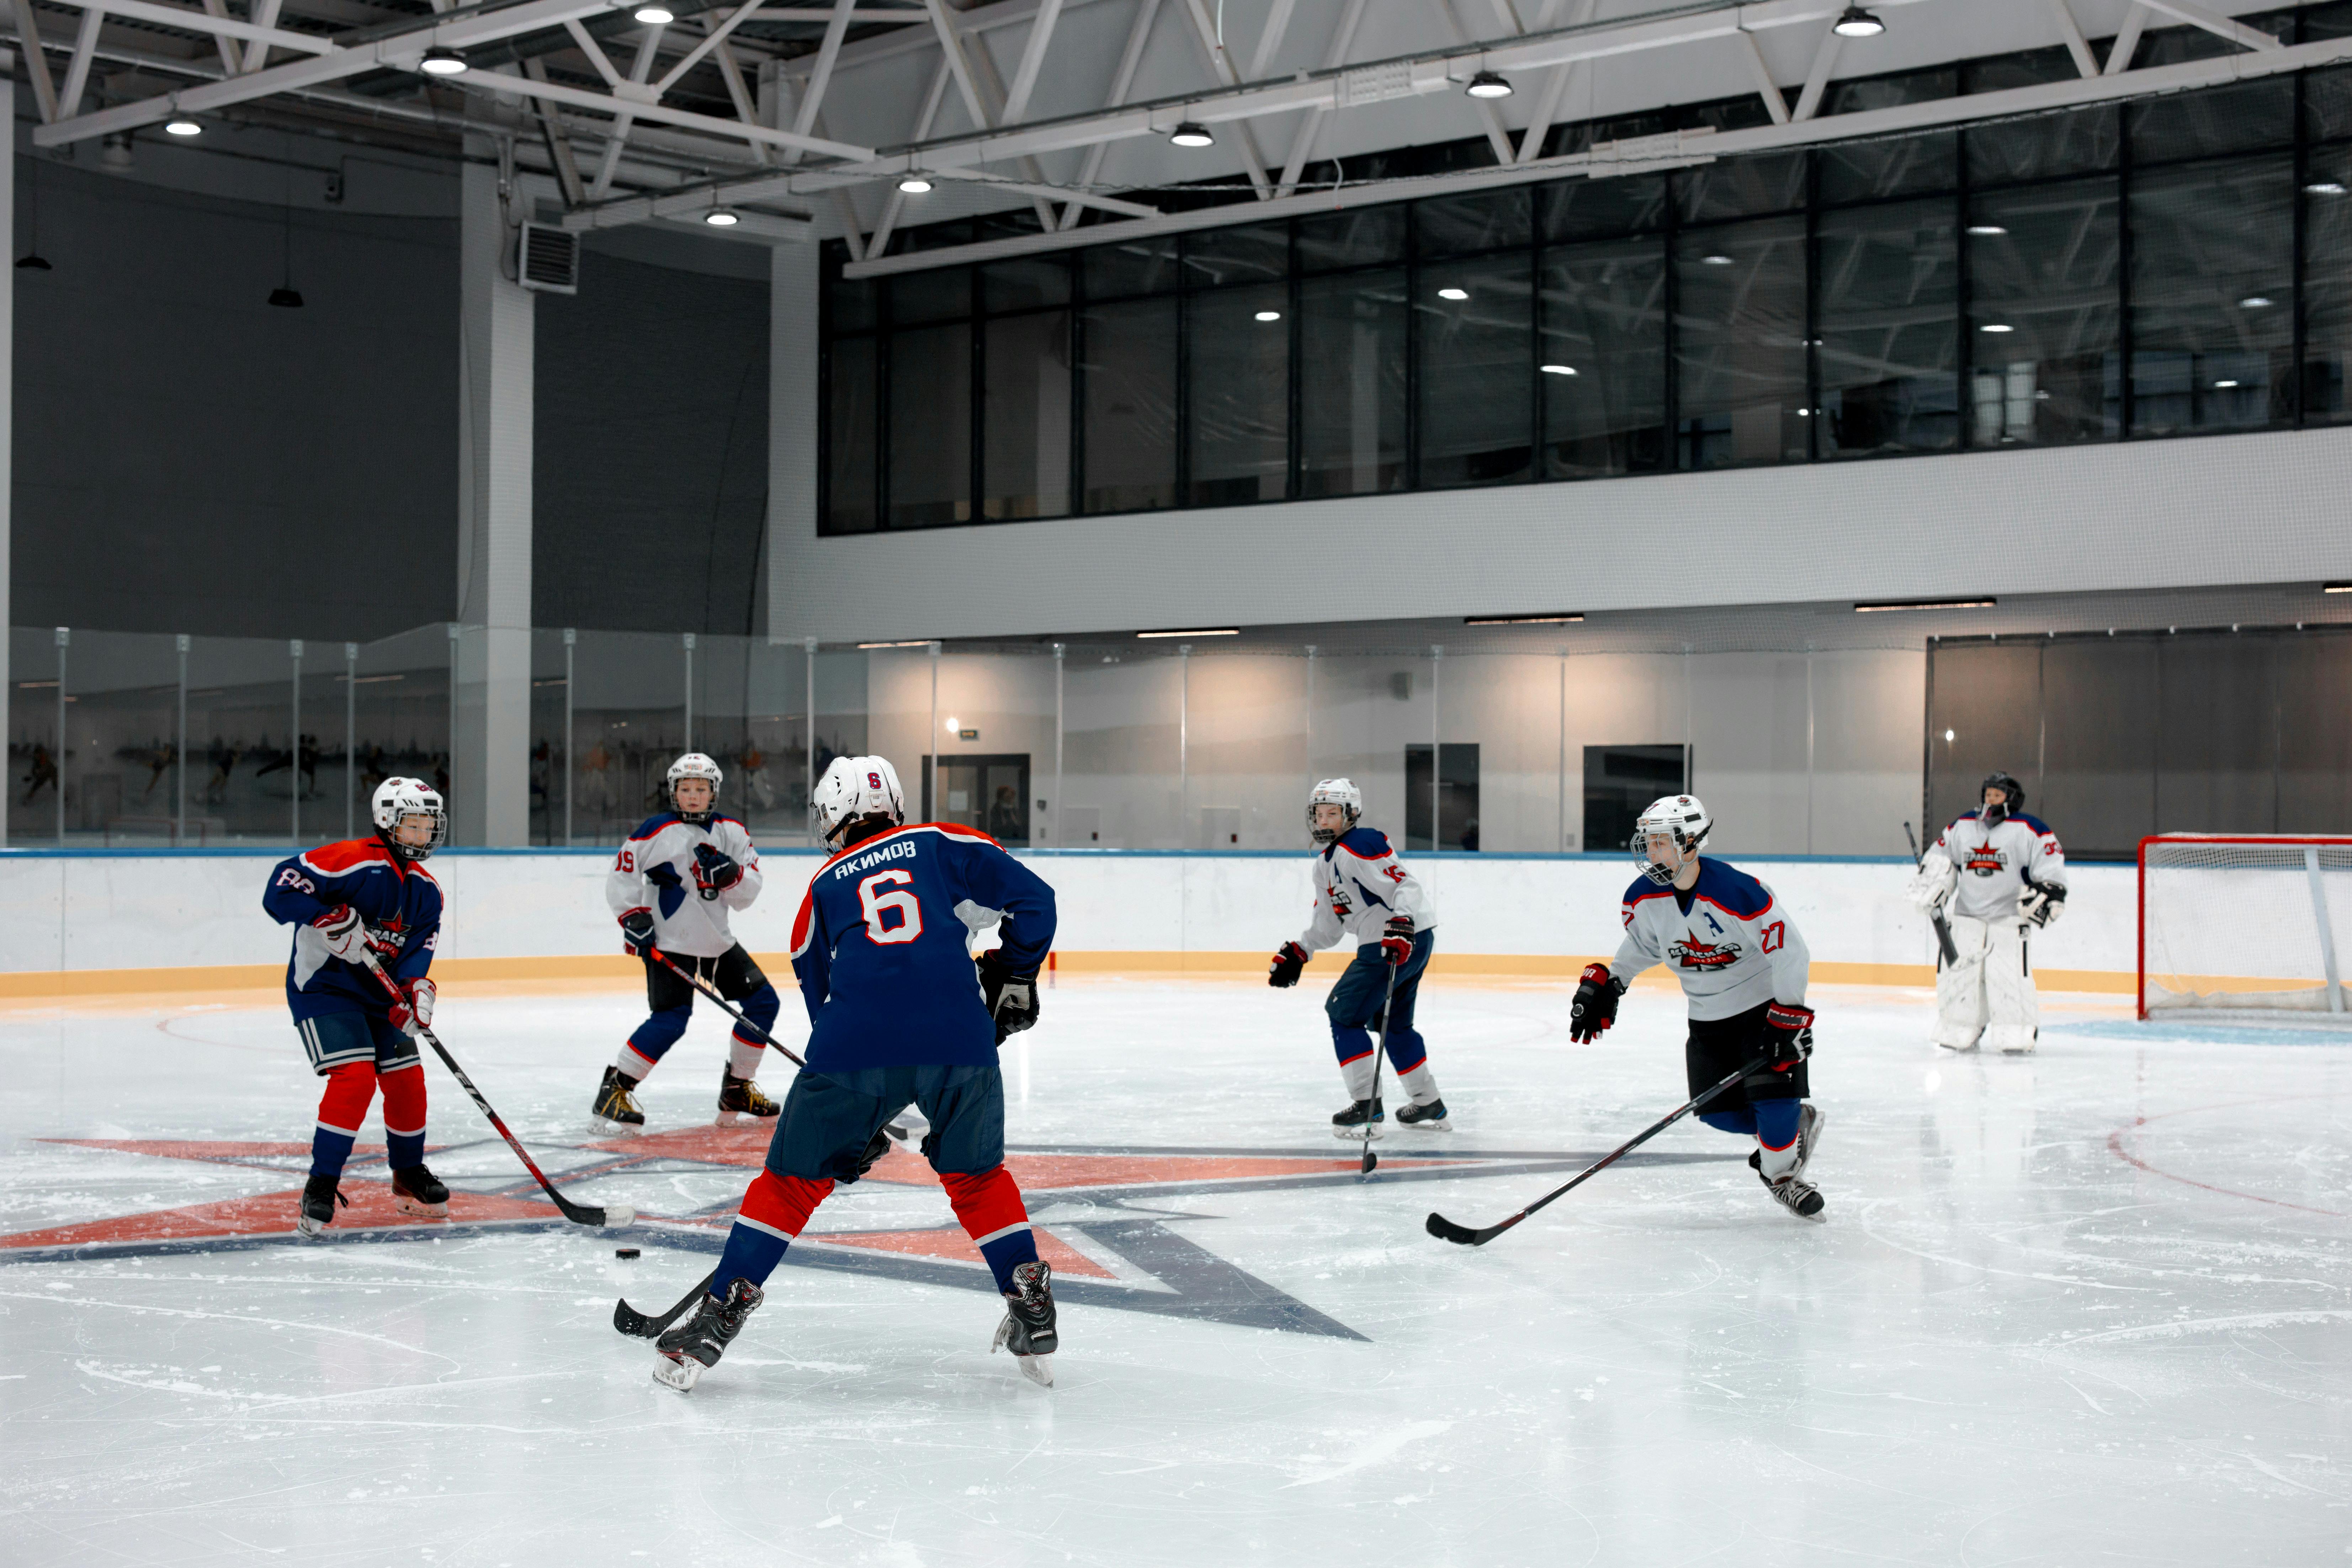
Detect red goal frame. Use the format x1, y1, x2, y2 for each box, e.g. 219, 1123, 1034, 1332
2138, 833, 2352, 1020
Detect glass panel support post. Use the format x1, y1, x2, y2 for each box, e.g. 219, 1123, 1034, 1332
803, 636, 817, 847
290, 639, 303, 846
447, 623, 461, 843
1430, 644, 1443, 853
564, 629, 576, 847
1304, 644, 1316, 800
1178, 644, 1191, 849
1051, 643, 1064, 848
928, 642, 941, 820
683, 632, 696, 752
54, 627, 68, 847
2307, 846, 2345, 1013
175, 634, 190, 847
344, 643, 358, 840
1558, 651, 1568, 852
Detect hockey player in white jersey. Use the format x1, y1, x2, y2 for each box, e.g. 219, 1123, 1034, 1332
1267, 778, 1449, 1135
592, 753, 783, 1130
1567, 795, 1826, 1219
1907, 771, 2068, 1054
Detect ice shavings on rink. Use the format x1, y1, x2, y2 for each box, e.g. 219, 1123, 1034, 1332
3, 978, 2350, 1566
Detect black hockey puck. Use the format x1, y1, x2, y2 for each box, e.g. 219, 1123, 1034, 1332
614, 1248, 641, 1260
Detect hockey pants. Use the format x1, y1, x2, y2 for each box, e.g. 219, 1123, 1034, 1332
1933, 915, 2038, 1052
1327, 933, 1441, 1106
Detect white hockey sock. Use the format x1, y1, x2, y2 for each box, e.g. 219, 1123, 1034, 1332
1394, 1062, 1439, 1106
1756, 1135, 1802, 1182
611, 1048, 651, 1081
727, 1038, 764, 1080
1340, 1054, 1378, 1101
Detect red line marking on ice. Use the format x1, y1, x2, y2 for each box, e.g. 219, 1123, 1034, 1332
2106, 1100, 2351, 1218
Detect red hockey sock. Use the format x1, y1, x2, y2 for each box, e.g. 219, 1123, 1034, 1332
310, 1063, 378, 1178
941, 1165, 1037, 1293
379, 1064, 427, 1167
738, 1168, 834, 1241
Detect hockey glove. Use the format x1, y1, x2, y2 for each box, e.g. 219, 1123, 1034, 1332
2019, 881, 2067, 929
1763, 1000, 1815, 1072
1568, 963, 1625, 1043
619, 907, 657, 958
1268, 941, 1310, 989
313, 905, 368, 962
1904, 850, 1955, 914
977, 950, 1040, 1044
1380, 916, 1415, 967
691, 843, 745, 900
388, 977, 436, 1038
835, 1127, 894, 1185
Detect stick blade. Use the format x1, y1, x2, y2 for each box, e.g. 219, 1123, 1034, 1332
599, 1205, 637, 1228
1425, 1211, 1485, 1246
612, 1298, 659, 1338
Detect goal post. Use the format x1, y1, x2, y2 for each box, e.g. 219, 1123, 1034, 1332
2138, 835, 2352, 1022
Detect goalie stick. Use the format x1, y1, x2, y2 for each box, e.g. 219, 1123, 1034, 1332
356, 954, 635, 1230
615, 1267, 718, 1338
1904, 822, 1961, 966
1425, 1054, 1772, 1246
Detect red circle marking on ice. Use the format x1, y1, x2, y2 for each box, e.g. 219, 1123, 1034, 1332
2106, 1095, 2351, 1218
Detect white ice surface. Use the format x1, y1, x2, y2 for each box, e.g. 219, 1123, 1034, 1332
3, 978, 2350, 1566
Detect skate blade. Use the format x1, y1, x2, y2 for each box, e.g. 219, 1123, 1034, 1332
392, 1195, 449, 1220
652, 1354, 703, 1392
296, 1214, 328, 1238
1400, 1118, 1453, 1132
1332, 1125, 1382, 1141
593, 1116, 644, 1136
712, 1110, 743, 1127
1016, 1354, 1054, 1388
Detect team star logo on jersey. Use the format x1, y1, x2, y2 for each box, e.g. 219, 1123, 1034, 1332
1964, 848, 2008, 876
1667, 937, 1745, 970
0, 1133, 1683, 1342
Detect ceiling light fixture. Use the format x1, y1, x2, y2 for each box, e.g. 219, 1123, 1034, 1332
2214, 378, 2240, 388
1437, 286, 1469, 301
269, 286, 304, 308
2239, 295, 2274, 308
1465, 69, 1513, 99
1700, 253, 1734, 265
704, 208, 740, 227
1854, 597, 1997, 613
1832, 5, 1885, 37
633, 3, 674, 21
1464, 613, 1584, 626
164, 117, 202, 136
1137, 627, 1238, 638
897, 173, 933, 193
2308, 181, 2349, 196
419, 46, 467, 76
1254, 309, 1281, 321
2324, 583, 2352, 593
855, 639, 935, 649
1980, 322, 2015, 333
1540, 363, 1578, 376
15, 253, 51, 271
1169, 120, 1215, 148
1965, 223, 2007, 235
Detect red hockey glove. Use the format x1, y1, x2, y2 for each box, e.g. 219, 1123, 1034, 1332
1380, 916, 1415, 967
619, 908, 657, 958
1764, 1000, 1815, 1071
388, 977, 436, 1038
312, 904, 367, 962
1569, 963, 1624, 1043
1268, 942, 1310, 989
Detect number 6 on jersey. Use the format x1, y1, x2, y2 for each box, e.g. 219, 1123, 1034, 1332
858, 870, 924, 944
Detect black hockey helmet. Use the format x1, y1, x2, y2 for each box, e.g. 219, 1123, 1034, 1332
1980, 771, 2024, 824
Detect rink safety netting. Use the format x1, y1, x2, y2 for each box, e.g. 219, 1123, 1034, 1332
2141, 836, 2352, 1019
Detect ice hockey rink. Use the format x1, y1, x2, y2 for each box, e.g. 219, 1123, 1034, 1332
4, 975, 2346, 1567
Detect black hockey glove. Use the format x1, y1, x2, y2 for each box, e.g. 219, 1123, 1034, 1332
692, 843, 745, 900
1380, 916, 1415, 967
1764, 1001, 1815, 1072
2020, 880, 2067, 929
619, 907, 657, 958
1268, 941, 1309, 989
977, 950, 1040, 1044
835, 1127, 894, 1185
1568, 963, 1625, 1043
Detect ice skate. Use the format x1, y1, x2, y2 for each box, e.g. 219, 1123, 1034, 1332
593, 1066, 645, 1132
1749, 1152, 1826, 1220
1991, 1026, 2037, 1056
653, 1278, 763, 1392
390, 1163, 450, 1219
1394, 1097, 1451, 1130
1789, 1103, 1825, 1181
296, 1174, 346, 1238
714, 1071, 779, 1127
1331, 1097, 1384, 1140
990, 1259, 1057, 1387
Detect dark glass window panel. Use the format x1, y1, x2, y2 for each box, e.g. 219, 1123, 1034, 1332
1297, 206, 1406, 271
1183, 223, 1288, 287
1673, 216, 1809, 470
1923, 643, 2044, 832
1966, 104, 2119, 184
828, 260, 877, 333
1963, 45, 2081, 94
892, 218, 973, 255
1824, 67, 1957, 116
1817, 199, 1958, 458
1417, 255, 1533, 489
2138, 14, 2290, 68
2300, 151, 2352, 424
1539, 174, 1668, 243
886, 323, 971, 527
1681, 96, 1779, 134
1415, 186, 1533, 258
2278, 628, 2352, 831
2128, 154, 2294, 437
1675, 151, 1807, 224
890, 267, 971, 325
2310, 1, 2352, 40
1819, 130, 1958, 204
975, 209, 1047, 243
1185, 283, 1290, 506
982, 257, 1069, 313
1966, 178, 2122, 447
825, 336, 877, 533
2127, 78, 2293, 165
981, 313, 1072, 521
2305, 64, 2352, 143
1298, 269, 1407, 498
1079, 298, 1177, 512
1539, 236, 1666, 479
2155, 633, 2281, 832
1083, 236, 1179, 299
2039, 639, 2158, 858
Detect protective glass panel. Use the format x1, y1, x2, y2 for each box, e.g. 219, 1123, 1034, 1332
2128, 154, 2294, 437
568, 630, 689, 846
1540, 236, 1667, 479
1296, 206, 1405, 272
982, 312, 1073, 521
1186, 282, 1290, 507
1816, 198, 1958, 459
1080, 297, 1178, 513
1966, 178, 2122, 447
2300, 151, 2352, 425
1417, 255, 1533, 489
1298, 268, 1407, 498
1415, 187, 1532, 259
825, 336, 878, 533
1674, 216, 1809, 469
1182, 223, 1288, 288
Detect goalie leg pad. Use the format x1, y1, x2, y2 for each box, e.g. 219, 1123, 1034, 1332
1984, 920, 2039, 1052
1933, 916, 1991, 1050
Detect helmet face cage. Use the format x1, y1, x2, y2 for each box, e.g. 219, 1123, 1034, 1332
1630, 795, 1710, 886
668, 753, 724, 823
1306, 778, 1362, 847
1980, 771, 2024, 824
371, 778, 447, 861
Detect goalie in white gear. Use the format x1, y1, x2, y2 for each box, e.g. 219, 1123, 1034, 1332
1906, 772, 2069, 1054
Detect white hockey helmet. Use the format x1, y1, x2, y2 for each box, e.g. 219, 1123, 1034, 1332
371, 776, 446, 861
1307, 777, 1362, 847
1631, 794, 1711, 886
813, 755, 905, 847
667, 752, 723, 823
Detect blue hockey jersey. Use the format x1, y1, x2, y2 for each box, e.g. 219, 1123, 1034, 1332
789, 823, 1056, 1071
260, 837, 442, 1021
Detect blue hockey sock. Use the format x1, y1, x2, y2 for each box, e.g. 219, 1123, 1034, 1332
1754, 1099, 1802, 1151
977, 1228, 1040, 1296
709, 1220, 790, 1301
309, 1126, 356, 1179
1698, 1108, 1757, 1137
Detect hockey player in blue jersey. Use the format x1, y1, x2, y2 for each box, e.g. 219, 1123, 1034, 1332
592, 752, 782, 1132
1567, 794, 1827, 1220
1268, 778, 1450, 1136
653, 755, 1061, 1391
260, 777, 450, 1237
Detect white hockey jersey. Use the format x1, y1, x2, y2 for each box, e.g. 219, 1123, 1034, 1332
1612, 857, 1810, 1021
1298, 827, 1439, 952
605, 811, 764, 958
1930, 810, 2067, 923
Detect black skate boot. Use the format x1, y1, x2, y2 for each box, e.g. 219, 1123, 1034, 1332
297, 1174, 346, 1238
391, 1164, 450, 1219
1331, 1097, 1384, 1141
1394, 1097, 1451, 1130
991, 1259, 1057, 1388
715, 1071, 780, 1127
1749, 1146, 1827, 1220
593, 1066, 645, 1132
653, 1277, 763, 1392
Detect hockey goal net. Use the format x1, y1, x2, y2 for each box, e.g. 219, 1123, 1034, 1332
2139, 835, 2352, 1021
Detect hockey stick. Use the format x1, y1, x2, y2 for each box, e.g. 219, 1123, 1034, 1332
1903, 822, 1961, 966
1425, 1054, 1773, 1246
643, 949, 910, 1141
615, 1267, 717, 1338
1360, 955, 1402, 1179
356, 955, 635, 1229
